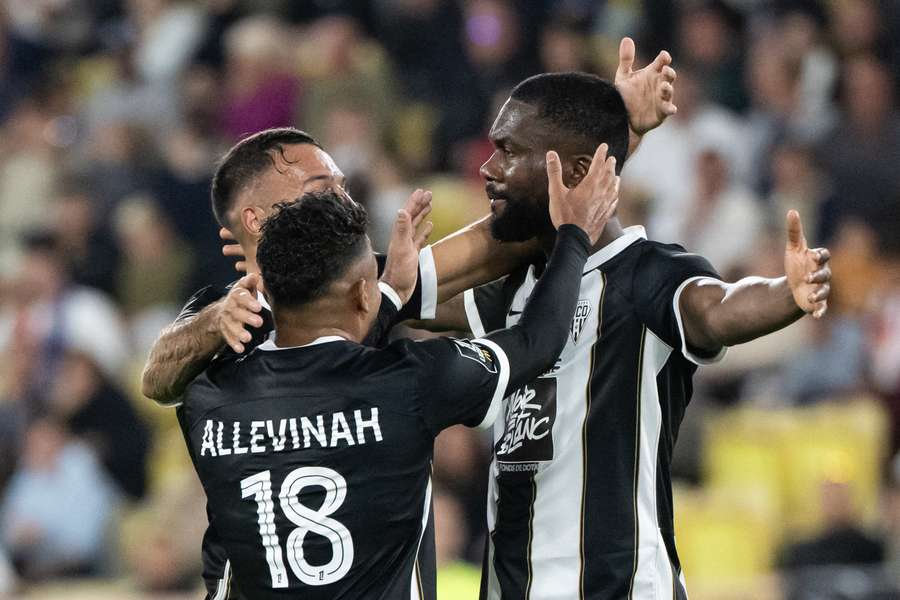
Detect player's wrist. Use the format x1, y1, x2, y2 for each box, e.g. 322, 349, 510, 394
379, 273, 414, 305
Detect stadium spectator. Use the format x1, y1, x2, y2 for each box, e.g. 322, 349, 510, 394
0, 418, 118, 579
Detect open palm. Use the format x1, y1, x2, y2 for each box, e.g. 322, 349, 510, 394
614, 37, 677, 136
784, 210, 831, 318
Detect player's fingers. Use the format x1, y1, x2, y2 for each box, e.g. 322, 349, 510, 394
233, 291, 262, 314
810, 247, 831, 264
229, 307, 264, 328
236, 272, 260, 291
805, 266, 832, 284
403, 188, 425, 216
234, 261, 247, 273
662, 65, 677, 82
221, 327, 246, 354
652, 50, 672, 71
394, 209, 412, 238
546, 151, 566, 200
616, 37, 636, 79
813, 300, 828, 319
414, 221, 434, 248
785, 210, 805, 250
584, 143, 609, 184
222, 243, 244, 257
808, 284, 830, 305
411, 201, 433, 229
660, 82, 674, 102
662, 101, 678, 116
219, 227, 235, 241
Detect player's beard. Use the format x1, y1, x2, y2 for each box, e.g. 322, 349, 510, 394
489, 196, 554, 242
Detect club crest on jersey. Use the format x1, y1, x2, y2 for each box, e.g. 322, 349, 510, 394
451, 339, 497, 373
570, 300, 591, 343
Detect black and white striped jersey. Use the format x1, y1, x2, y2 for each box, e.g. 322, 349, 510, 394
181, 333, 509, 600
464, 227, 726, 600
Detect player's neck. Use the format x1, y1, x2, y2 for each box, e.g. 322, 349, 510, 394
538, 217, 625, 257
272, 304, 362, 347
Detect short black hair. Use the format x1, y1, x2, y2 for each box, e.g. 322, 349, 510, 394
210, 127, 321, 228
257, 190, 369, 308
510, 72, 629, 171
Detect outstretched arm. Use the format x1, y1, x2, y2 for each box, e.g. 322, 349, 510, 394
614, 37, 678, 157
679, 210, 831, 352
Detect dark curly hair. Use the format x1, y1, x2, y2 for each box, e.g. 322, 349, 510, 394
257, 190, 369, 308
210, 127, 321, 229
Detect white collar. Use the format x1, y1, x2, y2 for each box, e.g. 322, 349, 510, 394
257, 331, 348, 351
582, 226, 646, 272
257, 290, 271, 312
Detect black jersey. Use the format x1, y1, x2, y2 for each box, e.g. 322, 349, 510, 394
181, 334, 509, 599
166, 252, 438, 599
464, 227, 726, 600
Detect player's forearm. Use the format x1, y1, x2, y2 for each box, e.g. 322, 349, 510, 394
487, 225, 590, 390
141, 302, 225, 403
688, 276, 805, 349
431, 216, 537, 302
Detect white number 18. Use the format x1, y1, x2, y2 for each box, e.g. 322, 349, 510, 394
241, 466, 354, 588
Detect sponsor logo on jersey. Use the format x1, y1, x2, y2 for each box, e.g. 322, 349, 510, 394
570, 299, 591, 343
496, 378, 557, 469
452, 338, 498, 373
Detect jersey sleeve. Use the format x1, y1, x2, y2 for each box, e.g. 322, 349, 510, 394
175, 284, 229, 323
374, 246, 438, 322
462, 275, 515, 337
632, 243, 727, 365
361, 283, 403, 348
409, 337, 510, 435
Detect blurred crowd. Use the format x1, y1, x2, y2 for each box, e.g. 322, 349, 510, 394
0, 0, 898, 597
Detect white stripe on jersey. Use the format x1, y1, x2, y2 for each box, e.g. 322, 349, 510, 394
418, 246, 438, 320
212, 559, 231, 600
410, 476, 433, 600
672, 276, 727, 366
527, 268, 604, 600
464, 288, 487, 338
471, 338, 510, 429
630, 331, 674, 600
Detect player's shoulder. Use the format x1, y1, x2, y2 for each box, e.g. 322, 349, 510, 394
630, 239, 714, 272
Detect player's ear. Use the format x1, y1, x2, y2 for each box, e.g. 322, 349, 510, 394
241, 205, 266, 237
568, 154, 592, 187
351, 278, 370, 314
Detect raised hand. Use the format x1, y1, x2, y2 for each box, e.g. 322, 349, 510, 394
381, 189, 434, 304
546, 144, 619, 245
615, 37, 677, 136
784, 210, 831, 319
215, 272, 264, 353
220, 227, 248, 273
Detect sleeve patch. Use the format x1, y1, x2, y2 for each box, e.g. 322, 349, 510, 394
451, 339, 498, 374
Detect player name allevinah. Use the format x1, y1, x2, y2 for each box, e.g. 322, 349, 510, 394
199, 408, 383, 458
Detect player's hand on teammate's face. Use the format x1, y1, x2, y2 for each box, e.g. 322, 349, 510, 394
784, 210, 831, 319
220, 227, 248, 273
546, 144, 619, 245
382, 189, 434, 304
614, 37, 677, 136
216, 272, 264, 353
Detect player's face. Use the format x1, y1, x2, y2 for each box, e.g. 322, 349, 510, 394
236, 144, 354, 234
480, 99, 556, 242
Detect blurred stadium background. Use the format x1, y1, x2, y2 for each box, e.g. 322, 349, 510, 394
0, 0, 898, 598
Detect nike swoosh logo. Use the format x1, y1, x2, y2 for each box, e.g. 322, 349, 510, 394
508, 310, 523, 316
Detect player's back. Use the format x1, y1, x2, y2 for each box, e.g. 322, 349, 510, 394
182, 336, 442, 600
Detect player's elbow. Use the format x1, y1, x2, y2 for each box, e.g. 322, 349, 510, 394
140, 362, 173, 403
